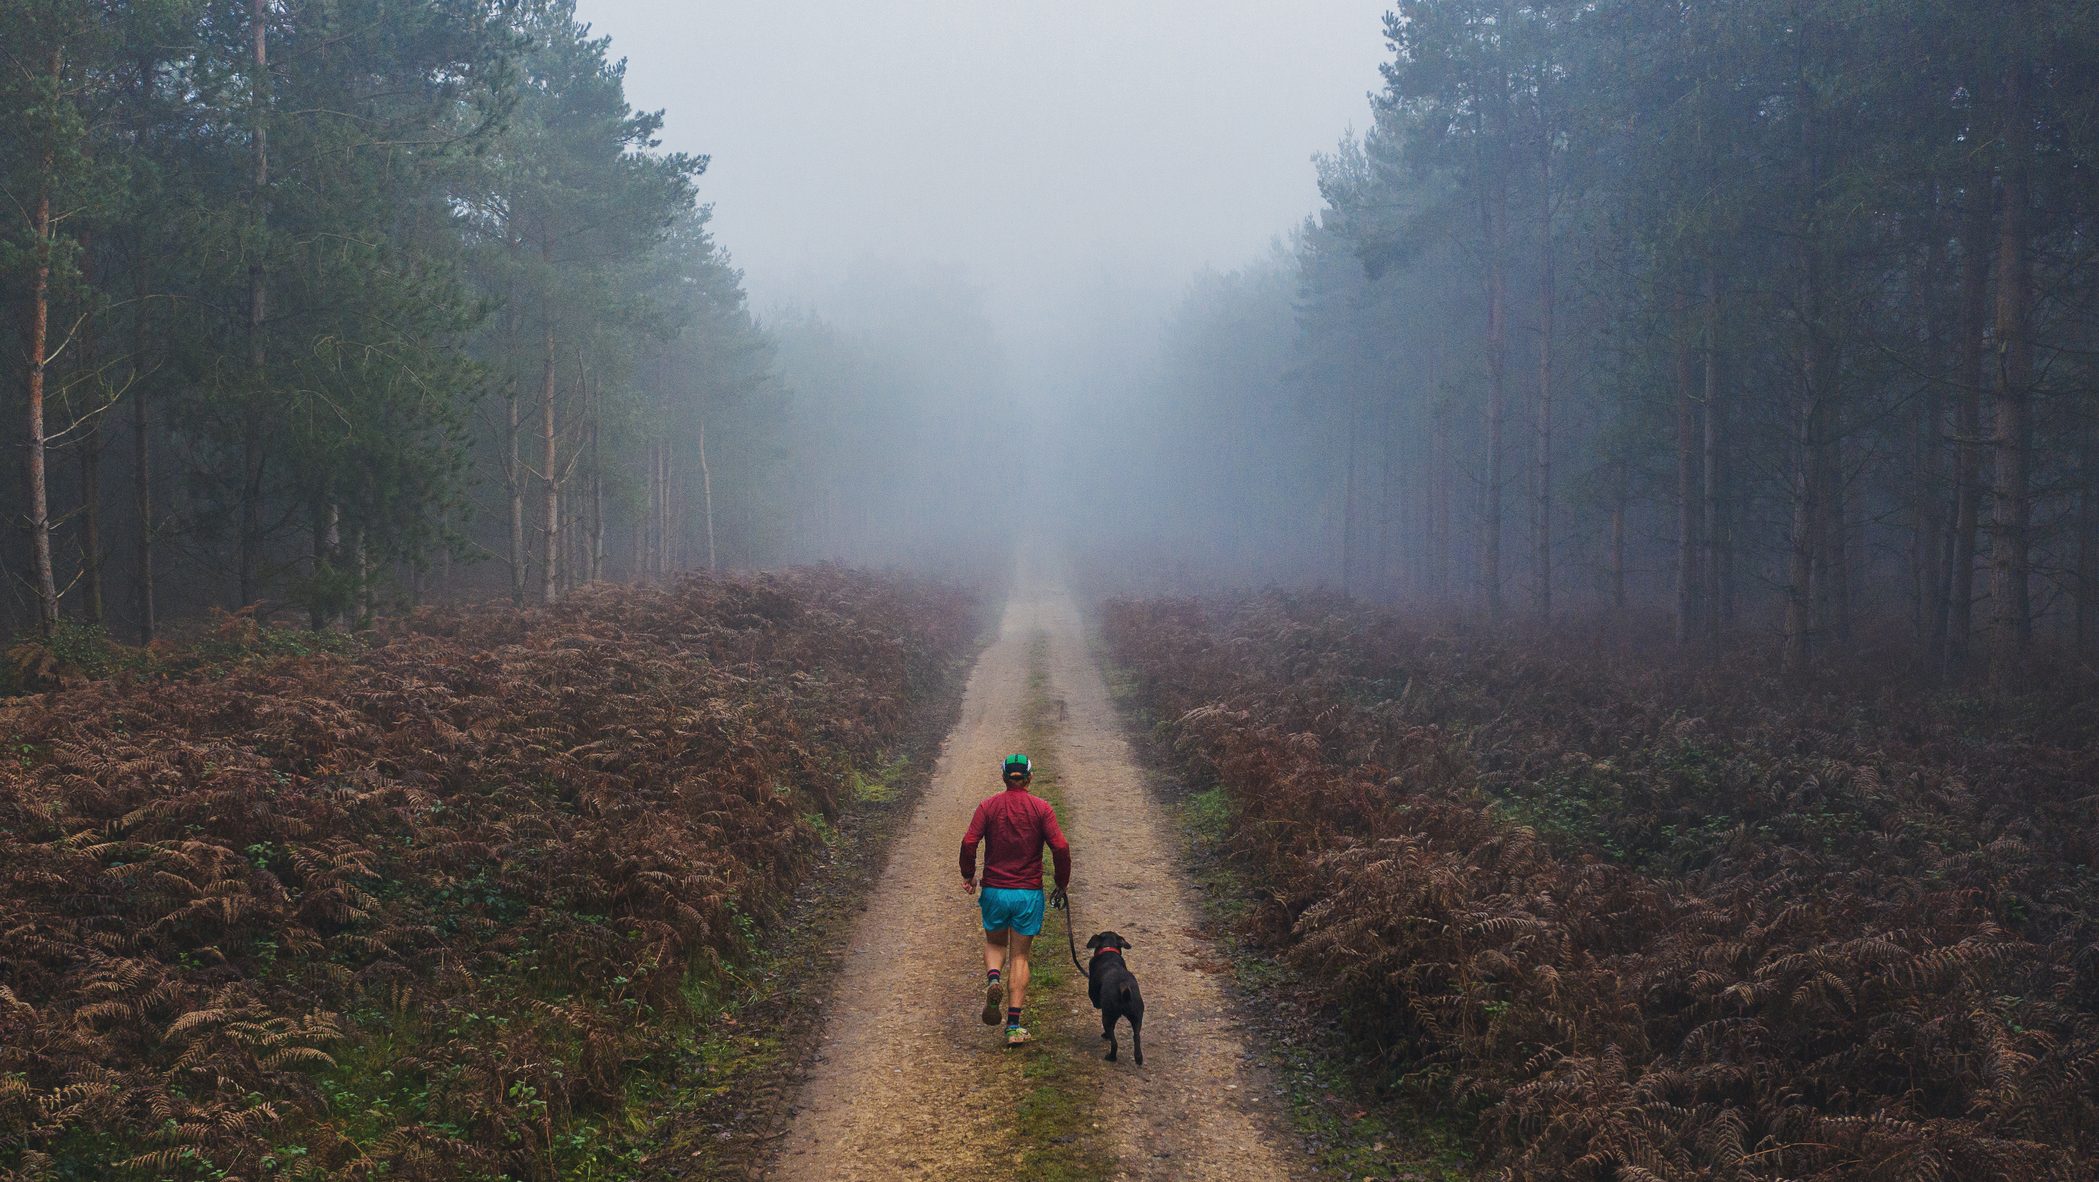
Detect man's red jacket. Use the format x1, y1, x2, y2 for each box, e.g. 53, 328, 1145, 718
960, 785, 1071, 891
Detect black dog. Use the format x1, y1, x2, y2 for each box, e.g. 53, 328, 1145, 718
1085, 931, 1144, 1065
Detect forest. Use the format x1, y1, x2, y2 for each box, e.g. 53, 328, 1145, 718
1078, 0, 2099, 677
0, 0, 1016, 651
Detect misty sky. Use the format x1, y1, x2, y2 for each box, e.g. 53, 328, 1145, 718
573, 1, 1392, 350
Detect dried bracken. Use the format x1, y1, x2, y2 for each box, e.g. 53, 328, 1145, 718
0, 570, 976, 1180
1104, 593, 2099, 1182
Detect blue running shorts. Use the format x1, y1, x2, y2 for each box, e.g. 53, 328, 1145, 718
979, 886, 1045, 937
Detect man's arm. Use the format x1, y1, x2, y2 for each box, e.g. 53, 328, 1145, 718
1042, 802, 1072, 890
960, 800, 988, 892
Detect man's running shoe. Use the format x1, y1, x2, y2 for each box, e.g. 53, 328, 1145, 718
982, 981, 1003, 1025
1005, 1025, 1032, 1046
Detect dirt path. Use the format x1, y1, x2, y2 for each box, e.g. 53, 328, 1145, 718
768, 590, 1298, 1182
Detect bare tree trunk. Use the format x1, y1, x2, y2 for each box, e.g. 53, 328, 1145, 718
1431, 398, 1451, 601
308, 501, 339, 631
641, 438, 658, 579
132, 275, 155, 644
1784, 53, 1832, 676
697, 416, 718, 572
1483, 182, 1508, 620
1341, 389, 1359, 595
1944, 179, 1993, 672
2079, 408, 2098, 656
503, 270, 527, 605
540, 309, 558, 606
1674, 287, 1700, 646
657, 439, 674, 577
239, 0, 269, 607
1378, 392, 1394, 599
587, 375, 604, 583
1610, 463, 1628, 618
24, 57, 60, 638
1533, 153, 1555, 623
1989, 60, 2034, 676
1913, 228, 1949, 646
1785, 357, 1825, 675
1702, 254, 1727, 647
1820, 427, 1850, 643
353, 527, 370, 627
76, 235, 105, 626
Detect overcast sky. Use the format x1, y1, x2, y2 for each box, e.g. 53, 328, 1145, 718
573, 0, 1393, 347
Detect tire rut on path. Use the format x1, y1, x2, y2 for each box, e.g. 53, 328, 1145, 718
768, 590, 1298, 1182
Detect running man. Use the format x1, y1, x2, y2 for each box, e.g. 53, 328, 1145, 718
960, 753, 1072, 1045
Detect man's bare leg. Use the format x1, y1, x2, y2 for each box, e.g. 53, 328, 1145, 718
982, 930, 1008, 1024
1006, 933, 1034, 1010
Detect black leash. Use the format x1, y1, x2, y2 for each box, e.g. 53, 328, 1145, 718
1055, 888, 1085, 974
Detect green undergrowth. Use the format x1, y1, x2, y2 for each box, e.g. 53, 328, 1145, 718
654, 746, 956, 1178
3, 614, 370, 697
297, 760, 923, 1181
1005, 632, 1115, 1182
1107, 661, 1473, 1182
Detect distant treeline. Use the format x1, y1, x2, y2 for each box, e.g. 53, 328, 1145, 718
1, 0, 1015, 647
1101, 1, 2099, 676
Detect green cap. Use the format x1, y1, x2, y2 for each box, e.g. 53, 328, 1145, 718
1002, 753, 1032, 779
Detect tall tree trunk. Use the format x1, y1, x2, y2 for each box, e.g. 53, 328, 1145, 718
1378, 391, 1394, 599
353, 527, 370, 627
1341, 389, 1359, 594
1533, 155, 1554, 622
24, 55, 61, 638
1702, 253, 1727, 647
132, 272, 155, 644
641, 438, 658, 579
79, 412, 104, 625
1989, 60, 2034, 676
588, 377, 604, 583
540, 309, 559, 605
76, 234, 104, 625
504, 271, 526, 606
1431, 398, 1451, 600
1913, 228, 1950, 647
239, 0, 269, 607
1820, 426, 1850, 643
1610, 460, 1628, 618
1784, 51, 1832, 675
2078, 407, 2098, 656
308, 501, 339, 631
697, 416, 718, 572
1944, 178, 1993, 672
661, 437, 674, 576
1483, 182, 1508, 620
1785, 343, 1827, 675
1674, 286, 1701, 645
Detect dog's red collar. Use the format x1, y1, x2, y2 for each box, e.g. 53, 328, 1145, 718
1092, 947, 1121, 956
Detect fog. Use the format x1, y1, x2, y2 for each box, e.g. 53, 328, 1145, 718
580, 0, 1389, 349
9, 1, 2094, 668
575, 0, 1392, 581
